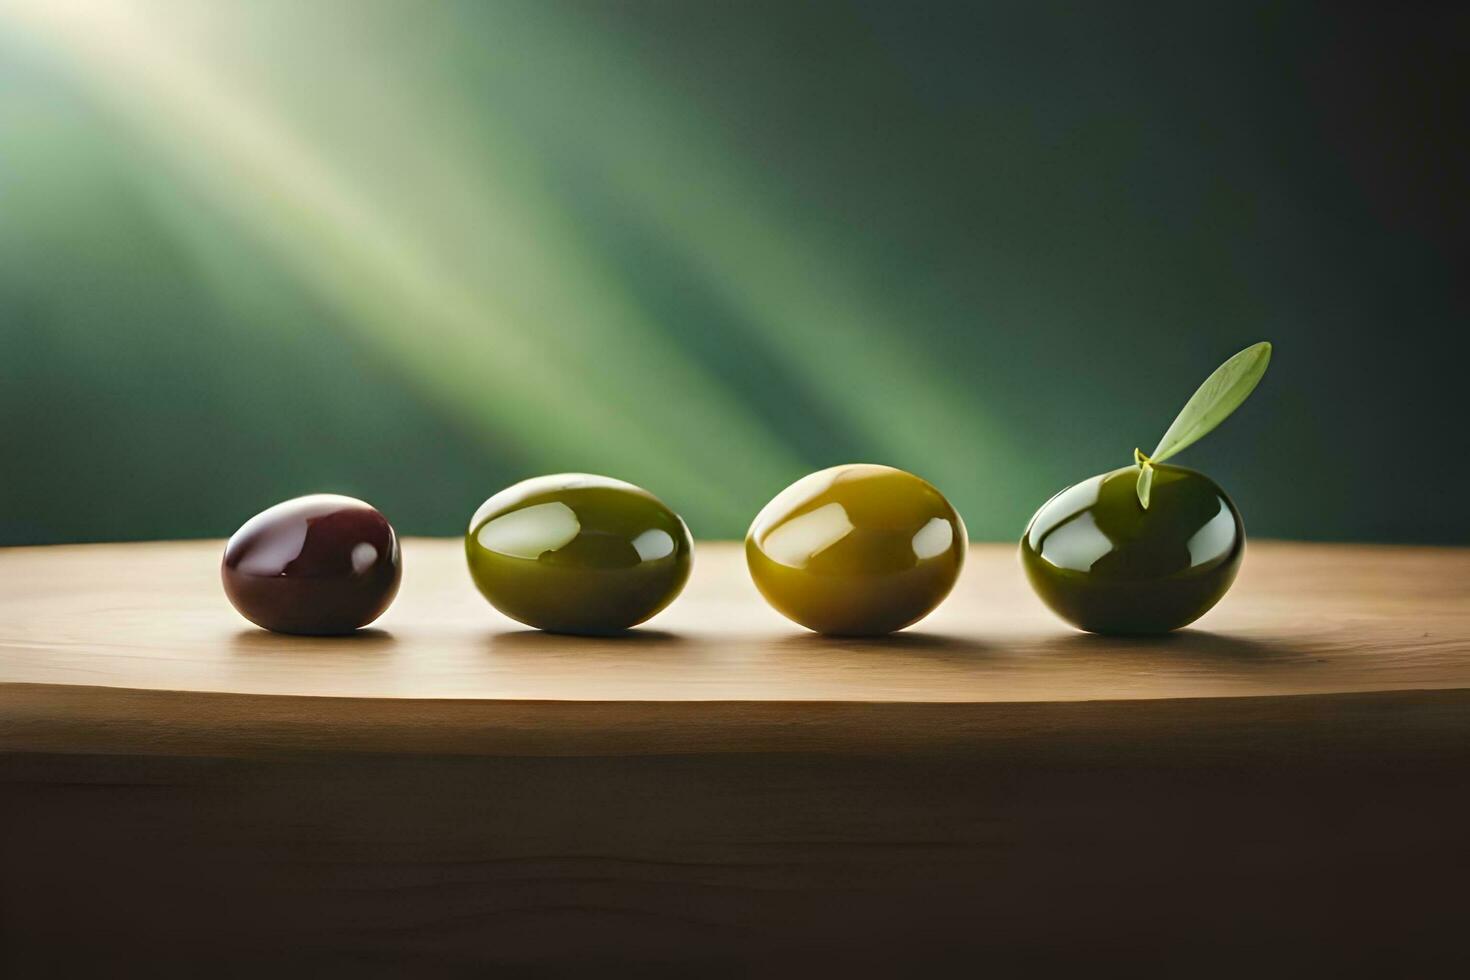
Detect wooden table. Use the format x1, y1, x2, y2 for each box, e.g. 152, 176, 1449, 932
2, 540, 1468, 976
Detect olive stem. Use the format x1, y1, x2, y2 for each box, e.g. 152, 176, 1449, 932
1133, 448, 1155, 510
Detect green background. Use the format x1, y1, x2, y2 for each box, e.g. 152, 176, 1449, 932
2, 1, 1465, 545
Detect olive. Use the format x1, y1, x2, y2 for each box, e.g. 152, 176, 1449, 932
465, 474, 693, 634
1020, 463, 1243, 634
746, 464, 966, 636
222, 494, 402, 635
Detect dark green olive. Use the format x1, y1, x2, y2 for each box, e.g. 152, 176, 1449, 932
746, 464, 967, 636
1020, 463, 1243, 634
466, 474, 693, 634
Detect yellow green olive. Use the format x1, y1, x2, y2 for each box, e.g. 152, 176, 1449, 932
466, 474, 693, 634
1020, 463, 1244, 634
746, 464, 966, 636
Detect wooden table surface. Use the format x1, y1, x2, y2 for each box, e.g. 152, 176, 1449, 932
3, 540, 1468, 975
2, 538, 1467, 704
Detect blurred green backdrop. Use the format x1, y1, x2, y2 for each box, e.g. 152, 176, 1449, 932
2, 1, 1466, 545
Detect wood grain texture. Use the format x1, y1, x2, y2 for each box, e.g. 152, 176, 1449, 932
2, 540, 1468, 976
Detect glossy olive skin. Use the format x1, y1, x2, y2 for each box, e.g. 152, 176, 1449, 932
222, 494, 402, 635
746, 464, 967, 636
465, 474, 693, 634
1021, 464, 1244, 634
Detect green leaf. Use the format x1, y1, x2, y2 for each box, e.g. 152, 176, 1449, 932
1150, 341, 1272, 464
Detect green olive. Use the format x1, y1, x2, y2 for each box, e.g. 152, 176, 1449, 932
746, 464, 967, 636
465, 474, 693, 634
1020, 463, 1244, 634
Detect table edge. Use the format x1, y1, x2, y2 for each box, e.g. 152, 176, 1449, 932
4, 681, 1468, 760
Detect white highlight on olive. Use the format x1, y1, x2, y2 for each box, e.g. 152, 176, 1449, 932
1041, 510, 1113, 572
1187, 499, 1235, 567
911, 517, 954, 561
761, 502, 855, 569
350, 542, 378, 574
1026, 475, 1104, 553
477, 502, 580, 560
235, 523, 308, 576
631, 528, 675, 562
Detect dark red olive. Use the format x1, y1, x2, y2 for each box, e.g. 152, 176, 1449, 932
222, 494, 402, 635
